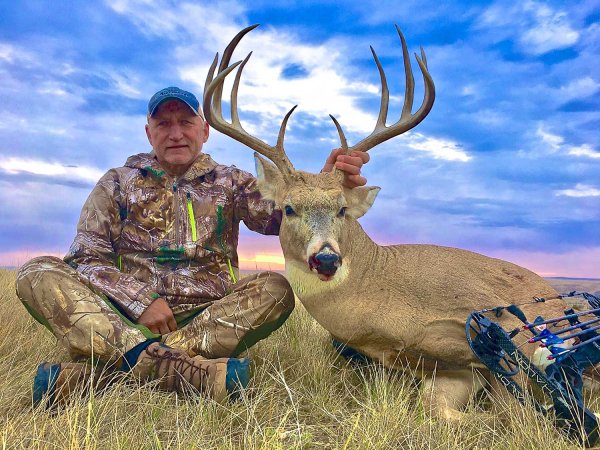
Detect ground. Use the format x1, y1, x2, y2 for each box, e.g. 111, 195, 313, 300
0, 269, 597, 448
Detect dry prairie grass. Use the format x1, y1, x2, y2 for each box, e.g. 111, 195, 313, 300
0, 269, 595, 449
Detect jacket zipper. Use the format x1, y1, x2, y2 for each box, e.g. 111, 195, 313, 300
186, 192, 197, 241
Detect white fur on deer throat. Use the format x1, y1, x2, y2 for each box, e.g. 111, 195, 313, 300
286, 259, 349, 297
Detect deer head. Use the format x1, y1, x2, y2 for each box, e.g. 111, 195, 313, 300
203, 24, 435, 281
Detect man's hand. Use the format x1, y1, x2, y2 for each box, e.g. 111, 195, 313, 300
322, 148, 370, 188
138, 298, 178, 335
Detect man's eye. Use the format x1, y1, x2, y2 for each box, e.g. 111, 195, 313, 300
284, 205, 295, 216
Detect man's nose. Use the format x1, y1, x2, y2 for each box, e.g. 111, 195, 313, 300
168, 124, 183, 140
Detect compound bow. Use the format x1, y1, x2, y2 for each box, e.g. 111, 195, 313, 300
466, 291, 600, 446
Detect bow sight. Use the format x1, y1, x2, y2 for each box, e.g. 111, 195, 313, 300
466, 291, 600, 447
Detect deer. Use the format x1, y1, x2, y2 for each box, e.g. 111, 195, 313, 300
202, 24, 571, 420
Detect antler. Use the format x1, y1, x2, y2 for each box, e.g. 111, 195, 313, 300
329, 25, 436, 156
203, 24, 296, 180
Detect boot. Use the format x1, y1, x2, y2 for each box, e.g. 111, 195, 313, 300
33, 362, 116, 408
129, 342, 250, 402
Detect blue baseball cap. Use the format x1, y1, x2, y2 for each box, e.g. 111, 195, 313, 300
148, 86, 204, 117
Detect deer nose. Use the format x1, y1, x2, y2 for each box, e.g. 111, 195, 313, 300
309, 245, 341, 276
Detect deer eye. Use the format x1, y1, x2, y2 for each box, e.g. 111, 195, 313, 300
338, 207, 347, 217
284, 205, 296, 216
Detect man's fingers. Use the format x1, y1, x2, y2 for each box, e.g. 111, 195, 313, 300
327, 148, 343, 164
350, 150, 370, 164
343, 174, 367, 188
168, 316, 178, 332
334, 160, 361, 175
158, 322, 170, 335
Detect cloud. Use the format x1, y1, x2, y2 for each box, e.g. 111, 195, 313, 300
179, 28, 386, 136
535, 125, 600, 159
0, 157, 104, 184
404, 133, 472, 162
568, 144, 600, 159
536, 125, 563, 151
559, 76, 600, 101
488, 246, 600, 278
519, 2, 579, 54
477, 1, 580, 55
555, 183, 600, 198
109, 0, 436, 138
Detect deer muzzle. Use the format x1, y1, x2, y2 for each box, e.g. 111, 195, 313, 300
309, 245, 342, 281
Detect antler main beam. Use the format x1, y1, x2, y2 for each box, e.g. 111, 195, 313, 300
204, 24, 435, 182
330, 25, 436, 156
203, 24, 296, 179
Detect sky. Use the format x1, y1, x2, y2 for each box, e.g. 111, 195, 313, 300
0, 0, 598, 278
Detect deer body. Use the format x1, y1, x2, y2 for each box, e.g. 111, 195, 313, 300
261, 171, 562, 373
287, 216, 560, 371
203, 25, 569, 419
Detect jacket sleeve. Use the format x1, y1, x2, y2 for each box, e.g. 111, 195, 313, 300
233, 169, 282, 236
63, 170, 156, 320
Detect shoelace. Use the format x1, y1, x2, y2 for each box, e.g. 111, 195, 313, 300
145, 346, 210, 392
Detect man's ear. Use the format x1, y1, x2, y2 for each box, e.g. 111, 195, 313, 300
145, 123, 152, 146
201, 120, 209, 143
345, 186, 380, 218
254, 153, 283, 202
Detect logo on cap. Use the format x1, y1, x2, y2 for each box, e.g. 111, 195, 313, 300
148, 86, 203, 117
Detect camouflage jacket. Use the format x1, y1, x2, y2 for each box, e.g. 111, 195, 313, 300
64, 152, 281, 320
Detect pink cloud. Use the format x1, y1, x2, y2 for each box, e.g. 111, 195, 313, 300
486, 247, 600, 279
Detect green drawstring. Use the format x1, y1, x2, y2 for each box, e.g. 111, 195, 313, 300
216, 205, 237, 283
186, 193, 198, 242
117, 255, 122, 271
227, 259, 237, 283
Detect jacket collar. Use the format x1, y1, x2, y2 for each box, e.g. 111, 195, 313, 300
125, 152, 218, 181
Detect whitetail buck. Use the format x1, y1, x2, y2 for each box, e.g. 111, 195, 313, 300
203, 25, 568, 419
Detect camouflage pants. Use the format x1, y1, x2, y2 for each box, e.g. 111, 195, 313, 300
16, 256, 294, 365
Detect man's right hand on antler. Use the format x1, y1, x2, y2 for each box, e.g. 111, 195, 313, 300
322, 148, 370, 189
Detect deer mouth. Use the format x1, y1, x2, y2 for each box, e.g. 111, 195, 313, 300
308, 248, 342, 281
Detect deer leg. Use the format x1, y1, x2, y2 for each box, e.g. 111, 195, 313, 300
421, 369, 486, 421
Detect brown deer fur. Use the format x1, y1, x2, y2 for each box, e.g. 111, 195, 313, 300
255, 158, 566, 419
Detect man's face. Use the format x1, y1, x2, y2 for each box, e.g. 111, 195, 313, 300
145, 100, 209, 176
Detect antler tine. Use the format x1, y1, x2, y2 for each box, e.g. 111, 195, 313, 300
202, 24, 296, 179
332, 25, 435, 158
204, 53, 220, 116
397, 25, 415, 121
212, 24, 259, 119
370, 46, 389, 132
231, 51, 252, 128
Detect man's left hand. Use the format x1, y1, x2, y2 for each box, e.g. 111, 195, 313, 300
322, 148, 370, 188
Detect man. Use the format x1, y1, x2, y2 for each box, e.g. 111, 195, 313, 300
16, 86, 369, 405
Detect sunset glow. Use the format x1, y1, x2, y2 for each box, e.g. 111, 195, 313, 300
239, 252, 285, 271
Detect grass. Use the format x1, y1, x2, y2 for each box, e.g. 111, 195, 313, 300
0, 268, 596, 449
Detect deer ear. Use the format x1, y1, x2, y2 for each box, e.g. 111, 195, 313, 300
346, 186, 380, 218
254, 153, 283, 202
